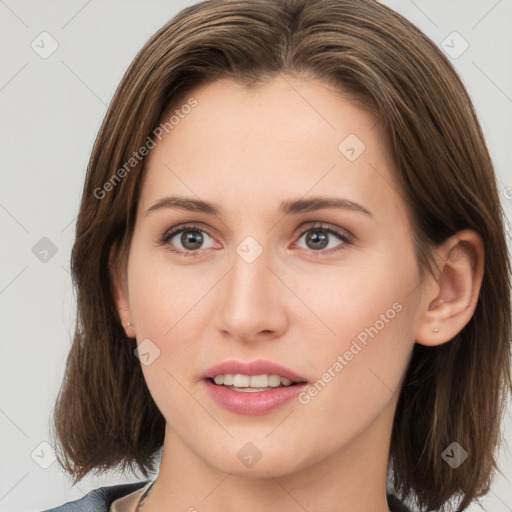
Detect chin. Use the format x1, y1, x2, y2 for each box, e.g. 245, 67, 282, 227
195, 435, 316, 479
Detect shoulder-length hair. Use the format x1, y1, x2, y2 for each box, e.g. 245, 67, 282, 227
50, 0, 511, 510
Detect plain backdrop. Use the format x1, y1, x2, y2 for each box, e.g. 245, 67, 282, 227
1, 1, 511, 511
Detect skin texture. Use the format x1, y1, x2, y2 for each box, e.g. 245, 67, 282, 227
112, 75, 484, 512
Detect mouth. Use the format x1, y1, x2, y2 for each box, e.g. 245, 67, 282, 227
202, 360, 309, 415
209, 373, 306, 392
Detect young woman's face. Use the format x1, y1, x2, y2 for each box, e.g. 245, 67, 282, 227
118, 75, 427, 477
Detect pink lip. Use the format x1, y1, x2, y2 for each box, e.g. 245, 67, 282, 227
202, 359, 308, 382
203, 380, 308, 415
201, 359, 309, 416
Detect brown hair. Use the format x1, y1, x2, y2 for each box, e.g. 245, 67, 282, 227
49, 0, 511, 510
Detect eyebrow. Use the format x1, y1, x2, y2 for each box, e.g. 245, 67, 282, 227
145, 195, 373, 218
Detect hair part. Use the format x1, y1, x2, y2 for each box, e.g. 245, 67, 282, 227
50, 1, 511, 510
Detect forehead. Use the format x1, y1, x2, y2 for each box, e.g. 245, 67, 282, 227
152, 75, 381, 157
140, 75, 406, 225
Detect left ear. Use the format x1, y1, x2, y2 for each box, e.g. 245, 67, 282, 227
414, 229, 484, 347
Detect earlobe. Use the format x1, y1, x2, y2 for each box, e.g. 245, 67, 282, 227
109, 245, 135, 338
415, 230, 484, 347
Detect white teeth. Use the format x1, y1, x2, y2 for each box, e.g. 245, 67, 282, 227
223, 374, 234, 385
233, 374, 250, 387
211, 373, 297, 388
249, 374, 268, 387
268, 374, 281, 387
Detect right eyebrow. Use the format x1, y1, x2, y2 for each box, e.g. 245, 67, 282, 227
145, 196, 219, 216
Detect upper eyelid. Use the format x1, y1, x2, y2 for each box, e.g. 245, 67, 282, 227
162, 222, 214, 240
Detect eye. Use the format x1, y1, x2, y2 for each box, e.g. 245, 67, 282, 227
294, 223, 353, 254
160, 223, 216, 256
159, 222, 354, 257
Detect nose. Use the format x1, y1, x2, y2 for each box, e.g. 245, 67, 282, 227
215, 241, 288, 344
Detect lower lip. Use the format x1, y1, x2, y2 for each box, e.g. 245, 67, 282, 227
203, 379, 308, 415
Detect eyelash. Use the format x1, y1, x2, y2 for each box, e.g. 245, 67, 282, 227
158, 222, 354, 257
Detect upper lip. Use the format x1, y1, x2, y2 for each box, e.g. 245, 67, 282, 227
202, 359, 308, 383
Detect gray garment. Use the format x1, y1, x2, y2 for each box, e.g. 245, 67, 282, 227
40, 480, 413, 512
40, 481, 150, 512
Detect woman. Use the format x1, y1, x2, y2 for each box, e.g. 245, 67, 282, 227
42, 0, 511, 511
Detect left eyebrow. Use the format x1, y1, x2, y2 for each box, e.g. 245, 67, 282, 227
145, 195, 373, 218
279, 197, 373, 218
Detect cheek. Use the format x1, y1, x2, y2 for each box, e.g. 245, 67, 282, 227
129, 267, 204, 430
293, 255, 418, 432
285, 298, 416, 474
296, 240, 417, 355
127, 246, 206, 347
126, 248, 199, 392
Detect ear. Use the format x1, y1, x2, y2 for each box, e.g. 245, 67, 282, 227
109, 244, 136, 338
414, 230, 484, 347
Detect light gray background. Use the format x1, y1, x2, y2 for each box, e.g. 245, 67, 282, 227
1, 1, 511, 511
